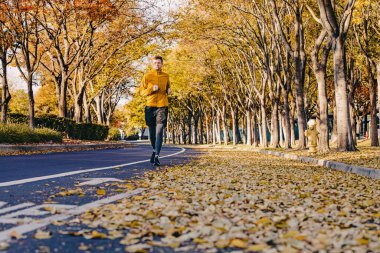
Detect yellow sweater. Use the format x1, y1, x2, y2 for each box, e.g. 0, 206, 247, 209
140, 70, 170, 107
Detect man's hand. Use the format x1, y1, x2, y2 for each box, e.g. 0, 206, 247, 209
153, 85, 159, 92
167, 88, 172, 95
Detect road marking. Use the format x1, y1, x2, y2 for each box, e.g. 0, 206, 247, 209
0, 203, 35, 215
2, 204, 76, 218
77, 178, 123, 186
0, 148, 186, 187
0, 202, 6, 208
0, 188, 145, 242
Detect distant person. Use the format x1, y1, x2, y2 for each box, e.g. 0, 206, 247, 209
140, 56, 171, 166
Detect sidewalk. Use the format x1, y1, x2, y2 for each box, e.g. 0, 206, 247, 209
171, 144, 380, 180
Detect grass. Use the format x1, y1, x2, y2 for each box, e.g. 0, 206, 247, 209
0, 123, 63, 144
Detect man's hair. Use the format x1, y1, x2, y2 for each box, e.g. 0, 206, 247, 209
153, 55, 163, 63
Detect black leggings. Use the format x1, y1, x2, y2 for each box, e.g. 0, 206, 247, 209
149, 124, 164, 156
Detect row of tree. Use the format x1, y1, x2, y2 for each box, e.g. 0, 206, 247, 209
0, 0, 168, 127
158, 0, 379, 152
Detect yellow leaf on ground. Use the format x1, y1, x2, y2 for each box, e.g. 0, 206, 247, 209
357, 238, 369, 245
124, 243, 151, 253
256, 217, 272, 226
247, 244, 267, 252
96, 189, 106, 196
230, 239, 248, 248
78, 243, 89, 251
34, 230, 52, 239
9, 230, 23, 239
86, 231, 107, 239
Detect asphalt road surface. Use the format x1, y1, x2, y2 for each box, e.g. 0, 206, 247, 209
0, 143, 198, 253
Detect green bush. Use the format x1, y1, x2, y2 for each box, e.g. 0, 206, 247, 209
0, 123, 63, 144
7, 113, 109, 141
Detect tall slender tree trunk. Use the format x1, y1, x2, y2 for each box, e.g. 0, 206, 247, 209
315, 69, 330, 152
83, 91, 91, 123
58, 71, 68, 118
200, 110, 204, 144
377, 60, 380, 137
311, 32, 331, 152
212, 109, 216, 145
246, 109, 252, 145
279, 112, 284, 147
282, 89, 291, 148
368, 63, 379, 146
333, 37, 355, 151
252, 112, 258, 147
1, 56, 11, 123
260, 102, 268, 147
187, 110, 192, 144
27, 76, 35, 128
205, 112, 210, 144
231, 106, 237, 145
216, 110, 221, 144
222, 106, 228, 145
234, 108, 241, 144
270, 101, 280, 147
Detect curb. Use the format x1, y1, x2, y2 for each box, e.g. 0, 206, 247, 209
173, 145, 380, 180
0, 143, 131, 153
256, 149, 380, 180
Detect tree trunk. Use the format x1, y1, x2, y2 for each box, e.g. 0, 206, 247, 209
279, 112, 284, 147
58, 72, 68, 118
83, 91, 92, 123
205, 112, 210, 144
187, 110, 192, 144
252, 112, 258, 147
260, 102, 268, 147
193, 110, 199, 144
333, 37, 355, 151
270, 101, 280, 147
246, 109, 252, 145
231, 106, 237, 145
234, 108, 241, 144
199, 110, 204, 144
368, 63, 379, 146
27, 76, 35, 128
315, 69, 330, 152
74, 90, 85, 123
378, 59, 380, 138
212, 108, 216, 145
1, 56, 11, 123
216, 110, 221, 144
282, 88, 291, 149
222, 106, 228, 145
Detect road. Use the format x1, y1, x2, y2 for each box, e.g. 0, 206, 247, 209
0, 143, 196, 252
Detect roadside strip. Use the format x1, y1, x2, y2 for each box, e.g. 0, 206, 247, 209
174, 145, 380, 180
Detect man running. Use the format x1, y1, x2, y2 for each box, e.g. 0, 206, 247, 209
140, 56, 171, 166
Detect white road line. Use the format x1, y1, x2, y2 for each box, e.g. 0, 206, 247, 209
0, 148, 186, 187
0, 189, 145, 242
0, 203, 35, 215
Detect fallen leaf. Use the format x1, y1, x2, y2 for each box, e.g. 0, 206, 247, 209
96, 189, 106, 196
34, 230, 52, 239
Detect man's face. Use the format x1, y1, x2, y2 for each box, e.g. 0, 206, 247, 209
152, 59, 163, 71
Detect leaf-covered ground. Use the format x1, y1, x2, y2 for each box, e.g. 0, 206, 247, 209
58, 150, 380, 252
266, 140, 380, 170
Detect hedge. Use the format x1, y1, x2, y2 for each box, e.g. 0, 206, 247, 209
7, 113, 109, 141
0, 123, 63, 144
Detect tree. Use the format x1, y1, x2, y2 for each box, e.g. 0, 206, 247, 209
315, 0, 357, 151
